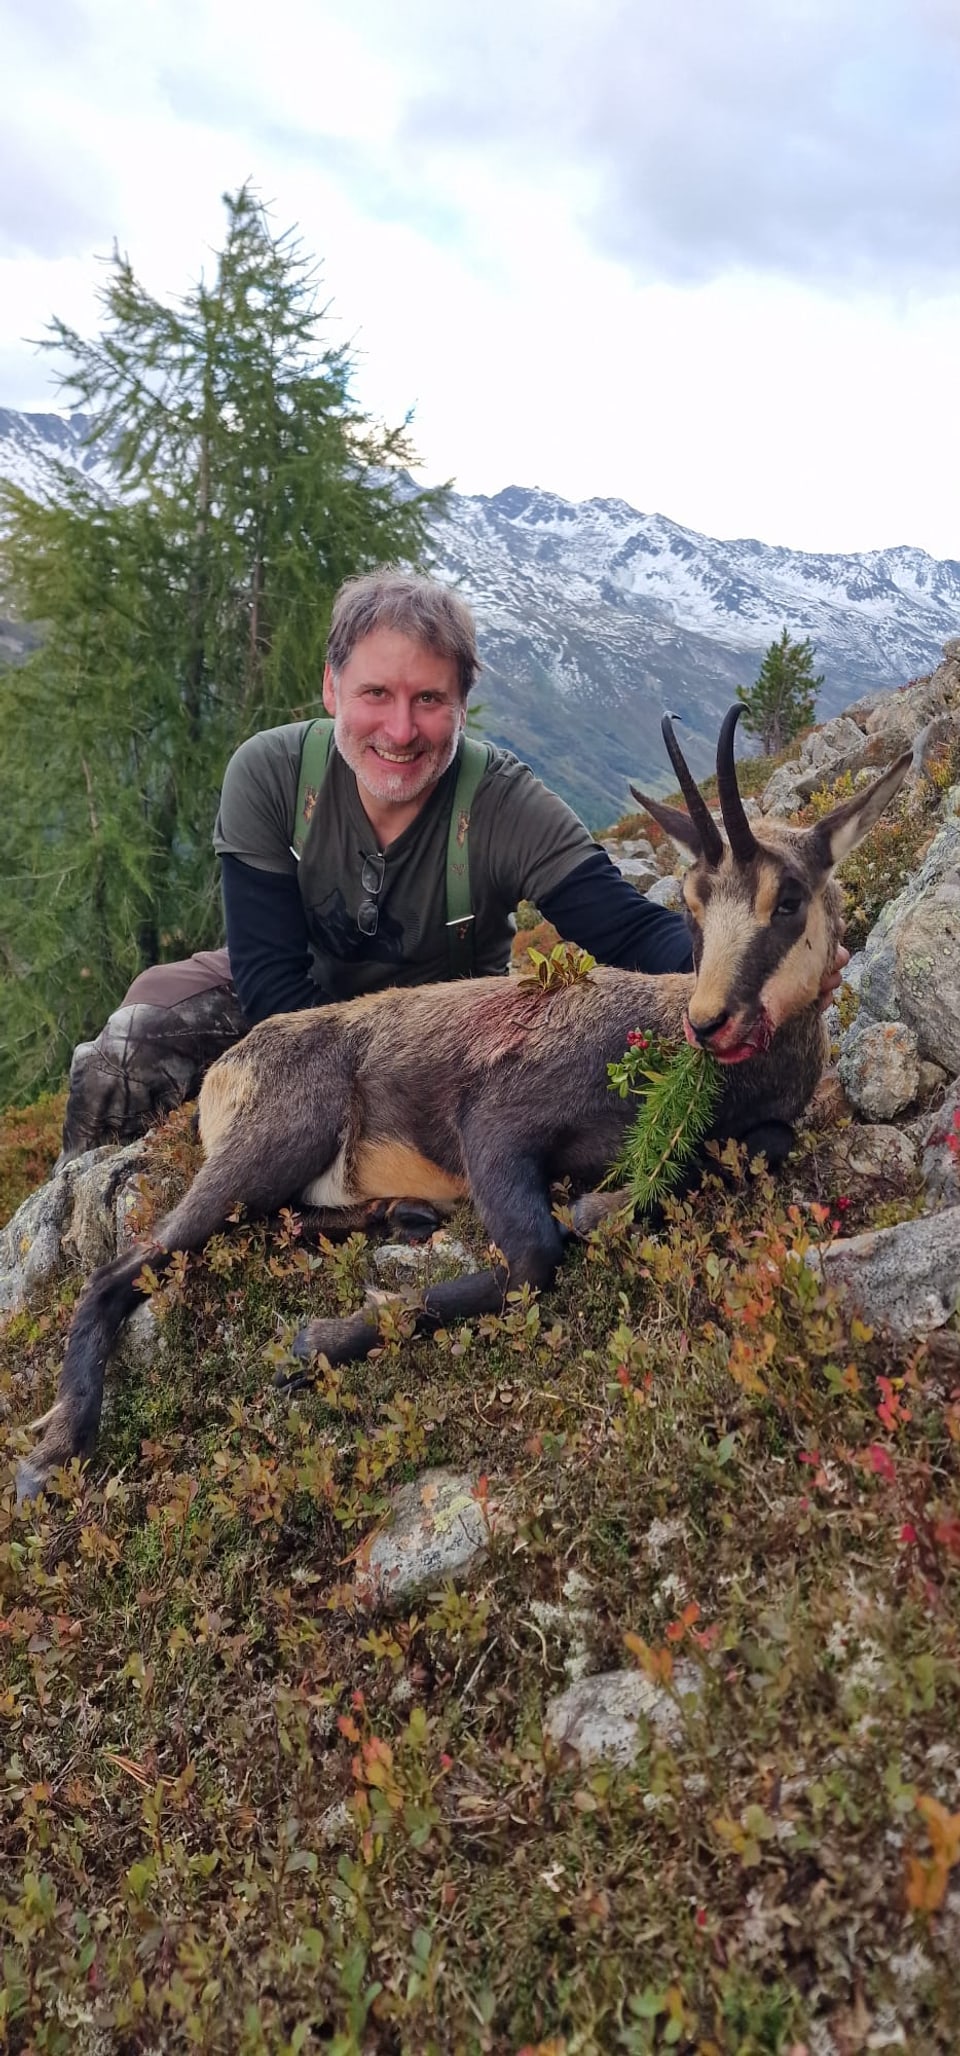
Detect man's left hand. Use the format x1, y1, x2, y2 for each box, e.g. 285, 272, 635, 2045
818, 944, 850, 1012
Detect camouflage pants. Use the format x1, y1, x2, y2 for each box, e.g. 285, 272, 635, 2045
61, 949, 249, 1156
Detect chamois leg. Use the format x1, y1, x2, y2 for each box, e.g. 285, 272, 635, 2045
288, 1148, 563, 1375
17, 1123, 330, 1503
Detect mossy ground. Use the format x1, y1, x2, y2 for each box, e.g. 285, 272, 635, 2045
1, 1106, 959, 2054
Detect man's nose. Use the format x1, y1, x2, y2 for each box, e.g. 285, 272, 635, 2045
382, 698, 418, 745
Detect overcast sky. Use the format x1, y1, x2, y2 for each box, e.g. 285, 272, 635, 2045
3, 0, 959, 556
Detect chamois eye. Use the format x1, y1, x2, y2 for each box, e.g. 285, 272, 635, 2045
773, 891, 804, 919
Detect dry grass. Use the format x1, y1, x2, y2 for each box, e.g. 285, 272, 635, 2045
0, 1092, 66, 1230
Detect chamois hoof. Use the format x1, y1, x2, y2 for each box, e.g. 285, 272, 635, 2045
387, 1200, 444, 1243
285, 1308, 383, 1373
15, 1456, 49, 1507
570, 1187, 634, 1238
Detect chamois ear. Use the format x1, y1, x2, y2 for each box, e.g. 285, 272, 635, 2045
804, 750, 913, 872
629, 787, 705, 863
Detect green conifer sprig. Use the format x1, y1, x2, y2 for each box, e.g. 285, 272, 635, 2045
608, 1033, 722, 1214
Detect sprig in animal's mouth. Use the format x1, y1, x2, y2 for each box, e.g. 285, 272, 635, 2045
683, 1009, 775, 1065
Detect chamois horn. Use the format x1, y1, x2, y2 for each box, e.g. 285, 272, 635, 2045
659, 713, 724, 867
716, 705, 759, 864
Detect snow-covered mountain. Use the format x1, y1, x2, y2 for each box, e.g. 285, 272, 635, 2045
0, 407, 117, 502
2, 408, 958, 824
438, 485, 960, 820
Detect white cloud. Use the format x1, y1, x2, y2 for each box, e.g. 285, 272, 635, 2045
1, 0, 958, 557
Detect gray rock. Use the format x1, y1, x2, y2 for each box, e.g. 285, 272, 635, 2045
914, 710, 960, 782
371, 1233, 479, 1280
605, 837, 656, 863
859, 797, 960, 1071
353, 1468, 506, 1609
0, 1141, 149, 1314
116, 1299, 163, 1372
809, 1206, 960, 1337
842, 694, 881, 728
798, 716, 873, 782
921, 1080, 960, 1212
760, 765, 805, 817
644, 874, 685, 911
818, 1124, 918, 1195
614, 855, 660, 891
544, 1662, 701, 1767
63, 1144, 152, 1272
837, 1020, 920, 1120
917, 1060, 950, 1100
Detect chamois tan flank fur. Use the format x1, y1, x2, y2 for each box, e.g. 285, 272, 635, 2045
353, 1141, 469, 1205
197, 1060, 258, 1156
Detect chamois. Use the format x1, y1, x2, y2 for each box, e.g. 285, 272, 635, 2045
17, 709, 910, 1502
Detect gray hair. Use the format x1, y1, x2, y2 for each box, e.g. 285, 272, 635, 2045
326, 569, 481, 700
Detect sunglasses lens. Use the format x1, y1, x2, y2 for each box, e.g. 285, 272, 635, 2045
361, 855, 385, 893
357, 899, 379, 936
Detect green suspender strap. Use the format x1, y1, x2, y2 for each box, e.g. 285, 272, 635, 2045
293, 720, 491, 977
292, 718, 336, 857
445, 734, 491, 978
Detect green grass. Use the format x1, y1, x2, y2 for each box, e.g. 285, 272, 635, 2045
1, 1113, 959, 2054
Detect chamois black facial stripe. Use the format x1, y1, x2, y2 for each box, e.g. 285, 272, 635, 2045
729, 911, 805, 1013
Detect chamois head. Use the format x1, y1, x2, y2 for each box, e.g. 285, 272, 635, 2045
631, 707, 912, 1064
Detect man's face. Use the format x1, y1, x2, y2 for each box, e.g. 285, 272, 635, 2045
323, 629, 466, 812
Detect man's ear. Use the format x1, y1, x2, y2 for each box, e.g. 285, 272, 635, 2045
322, 663, 337, 717
458, 699, 468, 731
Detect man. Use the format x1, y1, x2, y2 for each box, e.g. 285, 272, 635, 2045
61, 569, 845, 1154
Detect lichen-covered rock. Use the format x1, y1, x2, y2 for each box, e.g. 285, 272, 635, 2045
63, 1147, 152, 1272
0, 1141, 148, 1315
837, 1020, 920, 1120
858, 796, 960, 1072
810, 1206, 960, 1337
544, 1662, 701, 1766
353, 1468, 508, 1609
921, 1080, 960, 1212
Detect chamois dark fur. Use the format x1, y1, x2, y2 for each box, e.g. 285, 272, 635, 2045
17, 709, 911, 1501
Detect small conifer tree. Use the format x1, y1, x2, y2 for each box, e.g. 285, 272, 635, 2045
736, 628, 824, 756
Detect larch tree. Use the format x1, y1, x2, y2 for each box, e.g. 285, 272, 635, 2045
736, 628, 824, 757
0, 185, 443, 1105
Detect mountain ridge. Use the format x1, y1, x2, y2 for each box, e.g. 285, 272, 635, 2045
2, 406, 958, 824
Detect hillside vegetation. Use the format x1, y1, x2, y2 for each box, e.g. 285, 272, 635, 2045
1, 1105, 959, 2055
